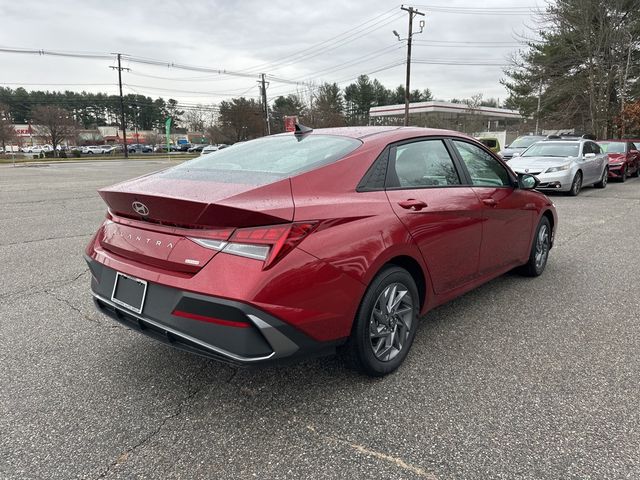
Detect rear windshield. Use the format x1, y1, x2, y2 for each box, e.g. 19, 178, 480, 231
598, 142, 626, 154
172, 135, 362, 178
522, 142, 580, 158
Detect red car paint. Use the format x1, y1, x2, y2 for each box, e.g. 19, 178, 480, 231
598, 140, 640, 180
86, 127, 557, 351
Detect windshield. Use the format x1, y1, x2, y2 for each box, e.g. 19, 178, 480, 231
172, 135, 362, 178
522, 142, 580, 158
598, 142, 626, 154
509, 136, 544, 149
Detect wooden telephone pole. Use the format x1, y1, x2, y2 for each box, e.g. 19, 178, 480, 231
400, 5, 425, 127
110, 53, 130, 158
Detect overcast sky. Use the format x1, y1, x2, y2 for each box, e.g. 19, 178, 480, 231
0, 0, 542, 107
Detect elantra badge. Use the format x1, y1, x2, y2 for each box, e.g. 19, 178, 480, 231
132, 201, 150, 216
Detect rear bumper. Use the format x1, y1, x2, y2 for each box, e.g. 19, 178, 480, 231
86, 257, 343, 365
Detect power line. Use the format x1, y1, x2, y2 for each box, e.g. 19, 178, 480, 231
239, 6, 402, 73
123, 83, 257, 97
413, 4, 537, 15
0, 82, 117, 87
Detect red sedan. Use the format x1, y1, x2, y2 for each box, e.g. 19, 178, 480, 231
85, 126, 557, 376
598, 140, 640, 182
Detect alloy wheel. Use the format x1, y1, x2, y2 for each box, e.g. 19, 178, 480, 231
572, 174, 582, 195
369, 283, 413, 362
534, 224, 550, 271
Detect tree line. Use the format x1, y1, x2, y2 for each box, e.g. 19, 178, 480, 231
503, 0, 640, 138
0, 74, 504, 151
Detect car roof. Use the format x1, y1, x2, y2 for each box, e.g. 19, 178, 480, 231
276, 126, 475, 143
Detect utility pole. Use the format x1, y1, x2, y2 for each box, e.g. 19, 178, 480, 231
110, 53, 130, 158
259, 73, 270, 136
397, 5, 425, 126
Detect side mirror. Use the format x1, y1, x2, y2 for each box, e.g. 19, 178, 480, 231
511, 151, 521, 158
584, 153, 596, 158
518, 173, 539, 190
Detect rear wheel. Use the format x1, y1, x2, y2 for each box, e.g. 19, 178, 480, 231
344, 266, 419, 377
567, 171, 582, 196
634, 164, 640, 177
518, 217, 551, 277
594, 168, 608, 188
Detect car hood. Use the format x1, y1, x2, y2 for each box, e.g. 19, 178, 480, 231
607, 153, 626, 162
499, 147, 526, 157
508, 156, 573, 171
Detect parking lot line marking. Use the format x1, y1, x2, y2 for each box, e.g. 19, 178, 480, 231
307, 425, 438, 479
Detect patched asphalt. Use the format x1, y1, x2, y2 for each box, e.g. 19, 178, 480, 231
1, 160, 639, 479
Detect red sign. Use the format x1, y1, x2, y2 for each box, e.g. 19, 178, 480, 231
284, 116, 298, 132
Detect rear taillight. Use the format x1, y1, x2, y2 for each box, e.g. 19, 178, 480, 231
189, 222, 316, 268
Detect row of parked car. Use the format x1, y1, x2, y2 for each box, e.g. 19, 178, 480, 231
11, 143, 229, 155
493, 134, 639, 196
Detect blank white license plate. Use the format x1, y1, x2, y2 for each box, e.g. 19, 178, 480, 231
111, 272, 147, 314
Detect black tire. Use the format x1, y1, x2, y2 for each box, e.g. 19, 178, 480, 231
634, 165, 640, 178
518, 216, 552, 277
594, 167, 608, 188
343, 266, 420, 377
567, 171, 582, 196
621, 167, 627, 182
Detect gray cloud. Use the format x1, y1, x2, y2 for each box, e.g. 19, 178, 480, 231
0, 0, 539, 105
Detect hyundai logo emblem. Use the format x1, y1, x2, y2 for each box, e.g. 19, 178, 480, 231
132, 201, 149, 216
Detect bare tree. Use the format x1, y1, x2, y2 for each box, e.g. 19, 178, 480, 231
145, 130, 161, 148
0, 104, 17, 152
32, 106, 78, 156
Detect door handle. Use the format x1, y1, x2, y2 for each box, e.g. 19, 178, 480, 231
482, 198, 497, 207
398, 199, 428, 211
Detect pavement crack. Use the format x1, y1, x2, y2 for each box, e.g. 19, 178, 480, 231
306, 424, 438, 479
0, 233, 92, 247
93, 383, 204, 479
0, 268, 90, 302
44, 290, 123, 330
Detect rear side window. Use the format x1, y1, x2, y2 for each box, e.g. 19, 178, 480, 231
452, 140, 511, 187
172, 135, 361, 178
389, 139, 461, 188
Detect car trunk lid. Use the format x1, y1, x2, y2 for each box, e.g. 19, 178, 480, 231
97, 169, 295, 272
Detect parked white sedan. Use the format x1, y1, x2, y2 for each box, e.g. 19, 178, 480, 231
508, 139, 608, 196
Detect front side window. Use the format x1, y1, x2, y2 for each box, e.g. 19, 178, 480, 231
390, 139, 461, 188
452, 140, 511, 187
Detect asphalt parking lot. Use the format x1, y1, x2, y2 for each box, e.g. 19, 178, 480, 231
1, 160, 639, 479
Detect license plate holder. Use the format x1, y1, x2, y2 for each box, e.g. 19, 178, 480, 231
111, 272, 148, 314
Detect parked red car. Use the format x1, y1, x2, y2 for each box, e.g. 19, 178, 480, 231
597, 140, 640, 181
85, 126, 557, 376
